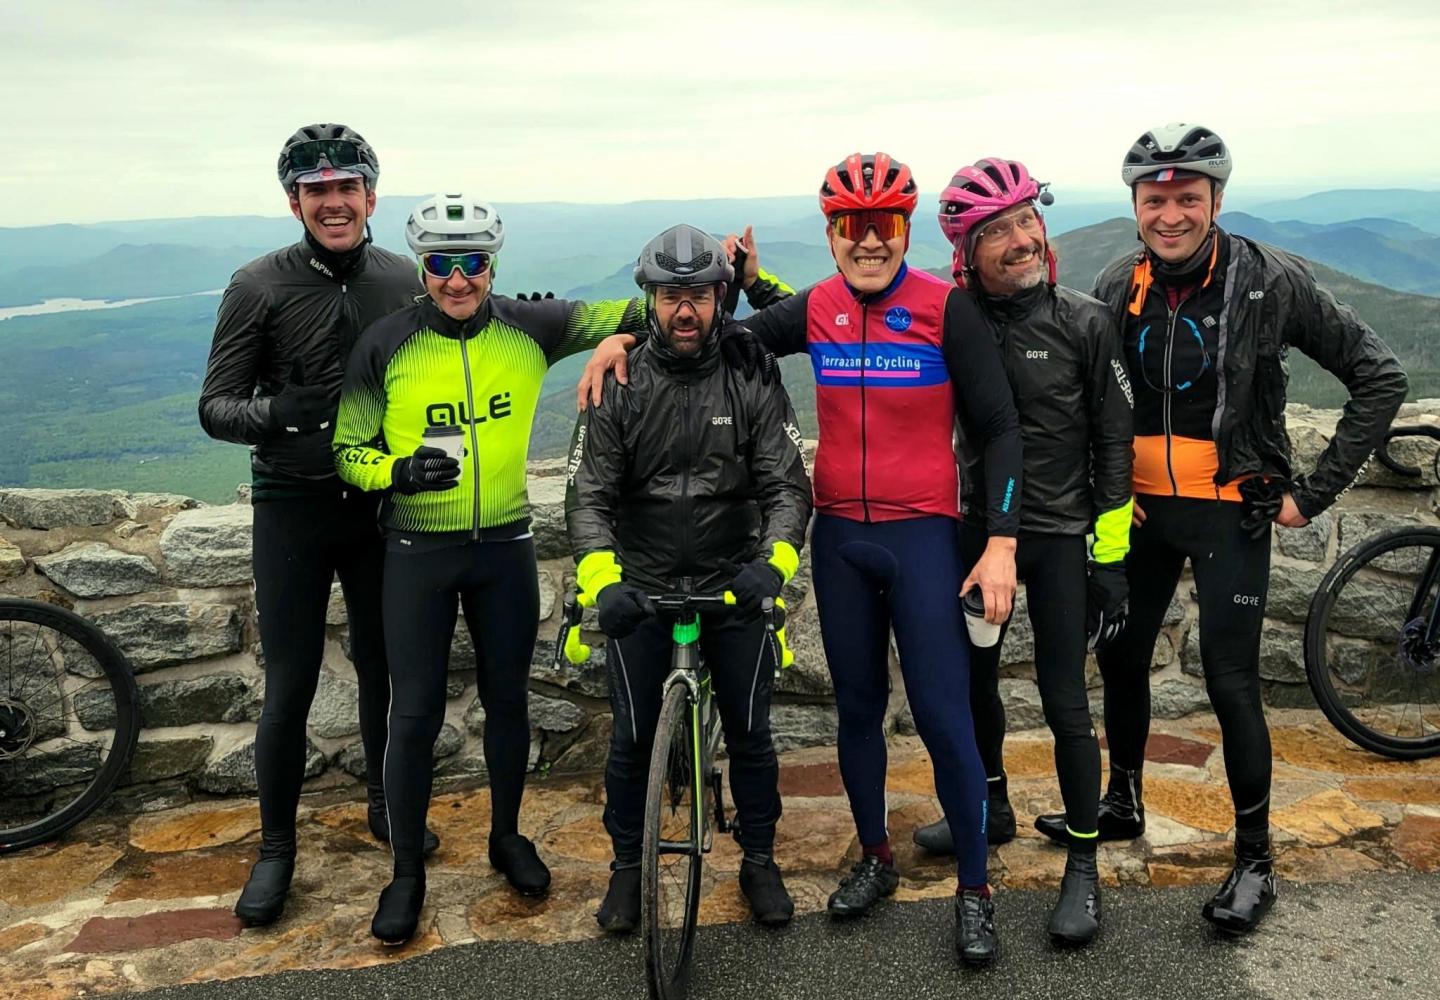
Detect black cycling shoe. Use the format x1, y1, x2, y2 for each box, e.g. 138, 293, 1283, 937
1202, 840, 1277, 935
371, 874, 426, 946
234, 856, 294, 927
739, 857, 795, 927
367, 800, 441, 857
1047, 849, 1101, 946
489, 833, 552, 896
826, 855, 900, 919
955, 890, 999, 967
914, 781, 1017, 854
596, 865, 642, 934
1036, 768, 1145, 846
988, 787, 1018, 845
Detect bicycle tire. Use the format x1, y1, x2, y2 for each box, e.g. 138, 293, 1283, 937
0, 598, 141, 852
642, 681, 703, 1000
1305, 528, 1440, 759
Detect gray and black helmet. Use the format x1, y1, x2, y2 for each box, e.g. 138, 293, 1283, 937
633, 225, 734, 291
277, 123, 380, 193
1121, 123, 1231, 188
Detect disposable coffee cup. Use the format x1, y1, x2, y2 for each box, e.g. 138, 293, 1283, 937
962, 589, 1001, 648
423, 424, 466, 462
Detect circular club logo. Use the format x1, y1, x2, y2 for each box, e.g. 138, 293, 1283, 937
884, 306, 912, 332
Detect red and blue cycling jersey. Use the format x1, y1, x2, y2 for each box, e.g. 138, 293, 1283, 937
742, 262, 1022, 534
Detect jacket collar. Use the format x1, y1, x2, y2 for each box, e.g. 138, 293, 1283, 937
301, 227, 372, 283
977, 281, 1049, 323
845, 260, 909, 304
645, 326, 721, 380
421, 293, 491, 339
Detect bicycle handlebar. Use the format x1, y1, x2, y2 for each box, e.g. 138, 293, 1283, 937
1376, 425, 1440, 478
553, 588, 793, 670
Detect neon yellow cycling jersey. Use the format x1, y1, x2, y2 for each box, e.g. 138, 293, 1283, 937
334, 294, 643, 536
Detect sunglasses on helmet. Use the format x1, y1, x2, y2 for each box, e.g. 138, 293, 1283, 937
420, 251, 492, 279
829, 210, 908, 243
284, 138, 365, 173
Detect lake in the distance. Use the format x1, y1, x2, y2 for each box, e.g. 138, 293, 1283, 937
0, 290, 222, 322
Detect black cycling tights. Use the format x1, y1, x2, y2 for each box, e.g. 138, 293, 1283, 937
967, 526, 1100, 837
381, 536, 539, 874
1096, 495, 1272, 835
251, 491, 389, 861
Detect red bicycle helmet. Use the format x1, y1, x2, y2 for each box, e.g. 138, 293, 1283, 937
818, 153, 918, 218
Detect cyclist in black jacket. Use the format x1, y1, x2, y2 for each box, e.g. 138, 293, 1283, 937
198, 124, 436, 927
1041, 123, 1407, 936
566, 225, 812, 933
904, 158, 1132, 948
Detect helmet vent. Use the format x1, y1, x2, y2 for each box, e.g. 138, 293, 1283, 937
655, 250, 712, 274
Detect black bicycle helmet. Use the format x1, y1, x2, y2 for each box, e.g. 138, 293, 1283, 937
277, 123, 380, 193
633, 225, 734, 290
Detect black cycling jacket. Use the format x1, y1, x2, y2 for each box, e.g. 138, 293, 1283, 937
198, 239, 421, 486
565, 333, 813, 594
960, 282, 1133, 558
1094, 229, 1409, 518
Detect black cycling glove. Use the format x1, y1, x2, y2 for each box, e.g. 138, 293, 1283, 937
596, 583, 655, 639
717, 326, 778, 385
269, 360, 336, 435
392, 446, 461, 494
1239, 476, 1292, 539
516, 291, 555, 301
1086, 561, 1129, 651
727, 558, 783, 615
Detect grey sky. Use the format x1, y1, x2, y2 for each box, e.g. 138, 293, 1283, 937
2, 0, 1437, 226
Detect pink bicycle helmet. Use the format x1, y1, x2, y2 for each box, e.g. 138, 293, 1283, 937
938, 158, 1055, 285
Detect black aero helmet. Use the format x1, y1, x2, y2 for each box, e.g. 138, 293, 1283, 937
277, 123, 380, 193
633, 224, 734, 290
1121, 123, 1231, 188
634, 225, 733, 340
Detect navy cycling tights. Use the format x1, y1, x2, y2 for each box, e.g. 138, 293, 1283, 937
812, 514, 989, 888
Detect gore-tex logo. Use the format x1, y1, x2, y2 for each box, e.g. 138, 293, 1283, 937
834, 313, 849, 326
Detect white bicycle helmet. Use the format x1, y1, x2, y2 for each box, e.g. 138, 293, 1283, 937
405, 193, 505, 254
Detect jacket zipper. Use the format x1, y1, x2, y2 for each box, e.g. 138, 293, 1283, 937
458, 325, 483, 540
1162, 305, 1179, 496
679, 382, 693, 570
859, 303, 870, 523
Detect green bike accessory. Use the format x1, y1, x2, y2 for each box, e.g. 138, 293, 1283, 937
673, 619, 701, 646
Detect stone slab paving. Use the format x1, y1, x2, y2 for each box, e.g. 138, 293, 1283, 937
1, 711, 1437, 999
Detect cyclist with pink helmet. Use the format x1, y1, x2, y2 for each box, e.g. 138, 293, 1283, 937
578, 153, 1024, 968
901, 158, 1133, 948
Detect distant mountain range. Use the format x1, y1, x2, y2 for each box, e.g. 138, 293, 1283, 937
2, 189, 1439, 501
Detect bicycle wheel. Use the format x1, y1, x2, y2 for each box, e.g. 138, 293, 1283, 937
0, 599, 140, 852
642, 681, 703, 1000
1305, 528, 1440, 759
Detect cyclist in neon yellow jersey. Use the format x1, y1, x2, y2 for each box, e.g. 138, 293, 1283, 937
333, 193, 646, 946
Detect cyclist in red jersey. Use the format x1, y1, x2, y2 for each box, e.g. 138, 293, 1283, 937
577, 154, 1023, 967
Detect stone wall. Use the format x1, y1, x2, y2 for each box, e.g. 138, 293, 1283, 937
2, 401, 1438, 812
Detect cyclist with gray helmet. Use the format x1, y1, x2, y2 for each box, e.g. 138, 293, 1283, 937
1034, 123, 1406, 934
199, 123, 438, 929
566, 224, 812, 933
332, 193, 648, 945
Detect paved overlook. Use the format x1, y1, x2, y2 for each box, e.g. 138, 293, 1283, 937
0, 718, 1437, 998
